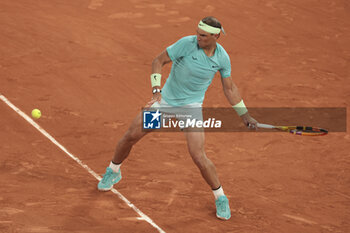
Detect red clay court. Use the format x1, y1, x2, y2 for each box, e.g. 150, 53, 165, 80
0, 0, 349, 232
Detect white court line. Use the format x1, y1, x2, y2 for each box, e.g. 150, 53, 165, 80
0, 94, 166, 233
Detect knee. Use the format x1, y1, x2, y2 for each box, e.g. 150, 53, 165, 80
190, 151, 210, 170
119, 128, 141, 145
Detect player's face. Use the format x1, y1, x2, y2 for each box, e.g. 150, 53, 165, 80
196, 28, 218, 49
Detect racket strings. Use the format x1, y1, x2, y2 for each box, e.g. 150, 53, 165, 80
289, 126, 328, 136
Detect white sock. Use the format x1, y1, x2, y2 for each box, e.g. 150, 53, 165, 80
212, 186, 225, 200
109, 161, 121, 173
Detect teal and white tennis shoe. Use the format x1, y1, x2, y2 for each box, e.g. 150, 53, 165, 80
98, 167, 122, 191
215, 195, 231, 220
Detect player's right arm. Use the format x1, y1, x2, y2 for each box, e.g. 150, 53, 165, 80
221, 76, 258, 129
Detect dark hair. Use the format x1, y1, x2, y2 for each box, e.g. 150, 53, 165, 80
202, 16, 222, 29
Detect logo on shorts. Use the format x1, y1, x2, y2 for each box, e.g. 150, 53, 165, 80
143, 110, 162, 129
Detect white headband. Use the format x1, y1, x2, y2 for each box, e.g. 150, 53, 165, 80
198, 20, 221, 34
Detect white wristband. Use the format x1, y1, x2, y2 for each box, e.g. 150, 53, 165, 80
232, 100, 248, 116
151, 73, 161, 87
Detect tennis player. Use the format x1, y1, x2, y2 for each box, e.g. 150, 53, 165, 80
98, 16, 258, 220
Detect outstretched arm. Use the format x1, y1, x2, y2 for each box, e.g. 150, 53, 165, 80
221, 76, 258, 129
221, 76, 242, 106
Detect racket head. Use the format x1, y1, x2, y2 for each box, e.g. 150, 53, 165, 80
257, 123, 328, 136
286, 126, 328, 136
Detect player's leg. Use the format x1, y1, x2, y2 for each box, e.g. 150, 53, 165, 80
185, 130, 220, 188
184, 130, 231, 220
98, 112, 149, 191
112, 112, 149, 164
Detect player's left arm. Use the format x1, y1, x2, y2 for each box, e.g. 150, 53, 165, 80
221, 76, 258, 129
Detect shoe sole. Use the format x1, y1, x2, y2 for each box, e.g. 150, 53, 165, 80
216, 214, 231, 220
98, 186, 113, 191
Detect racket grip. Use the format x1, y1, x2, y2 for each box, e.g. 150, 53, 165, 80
257, 123, 275, 129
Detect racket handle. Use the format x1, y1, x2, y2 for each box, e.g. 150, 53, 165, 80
257, 123, 275, 129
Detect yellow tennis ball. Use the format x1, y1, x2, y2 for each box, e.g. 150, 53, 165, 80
31, 109, 41, 119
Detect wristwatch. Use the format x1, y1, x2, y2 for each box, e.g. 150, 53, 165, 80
152, 88, 162, 94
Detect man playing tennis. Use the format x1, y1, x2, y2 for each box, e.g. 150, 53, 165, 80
98, 16, 258, 220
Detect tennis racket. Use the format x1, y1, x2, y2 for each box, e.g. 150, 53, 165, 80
257, 123, 328, 136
